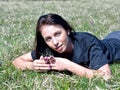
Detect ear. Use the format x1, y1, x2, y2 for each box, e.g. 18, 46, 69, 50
67, 30, 70, 35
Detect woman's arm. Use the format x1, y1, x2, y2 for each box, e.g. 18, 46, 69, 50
52, 57, 111, 80
51, 57, 95, 78
12, 53, 54, 72
67, 62, 111, 80
13, 54, 111, 80
98, 64, 111, 80
12, 52, 34, 70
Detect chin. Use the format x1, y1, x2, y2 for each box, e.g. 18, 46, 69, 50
55, 50, 64, 53
57, 51, 63, 54
55, 47, 66, 53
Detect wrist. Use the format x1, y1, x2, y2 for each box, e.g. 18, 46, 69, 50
64, 59, 72, 70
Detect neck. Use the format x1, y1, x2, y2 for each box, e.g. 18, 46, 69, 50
64, 38, 73, 54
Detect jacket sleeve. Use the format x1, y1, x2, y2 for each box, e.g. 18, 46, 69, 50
31, 50, 36, 60
89, 40, 108, 69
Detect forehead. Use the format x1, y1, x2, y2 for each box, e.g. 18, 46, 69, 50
40, 25, 65, 34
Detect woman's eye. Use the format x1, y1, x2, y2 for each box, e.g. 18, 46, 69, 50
56, 32, 61, 37
45, 38, 51, 42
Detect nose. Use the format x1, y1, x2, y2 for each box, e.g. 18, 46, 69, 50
52, 37, 58, 46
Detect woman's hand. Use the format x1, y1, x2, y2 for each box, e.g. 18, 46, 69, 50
51, 57, 70, 71
97, 64, 112, 81
33, 56, 69, 71
32, 56, 54, 72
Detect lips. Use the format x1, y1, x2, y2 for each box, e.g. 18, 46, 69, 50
55, 44, 63, 51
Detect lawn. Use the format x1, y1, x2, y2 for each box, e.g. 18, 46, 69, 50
0, 0, 120, 90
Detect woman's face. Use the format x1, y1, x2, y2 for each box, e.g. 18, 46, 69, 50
40, 25, 72, 53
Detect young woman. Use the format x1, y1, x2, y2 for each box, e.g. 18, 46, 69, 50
12, 13, 120, 80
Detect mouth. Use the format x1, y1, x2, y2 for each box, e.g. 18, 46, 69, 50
55, 44, 63, 51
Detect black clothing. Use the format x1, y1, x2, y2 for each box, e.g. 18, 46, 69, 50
71, 32, 120, 69
31, 31, 120, 70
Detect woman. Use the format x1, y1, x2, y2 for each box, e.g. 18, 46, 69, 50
12, 13, 120, 80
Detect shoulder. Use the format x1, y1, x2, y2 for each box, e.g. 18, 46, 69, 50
31, 50, 36, 60
72, 32, 98, 41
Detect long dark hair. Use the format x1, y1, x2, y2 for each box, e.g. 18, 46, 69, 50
35, 13, 74, 59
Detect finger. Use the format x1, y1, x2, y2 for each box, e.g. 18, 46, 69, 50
40, 55, 44, 60
44, 56, 50, 64
33, 63, 53, 67
34, 66, 52, 70
33, 64, 55, 70
33, 60, 44, 64
40, 64, 54, 70
33, 66, 41, 70
49, 56, 56, 64
41, 66, 52, 70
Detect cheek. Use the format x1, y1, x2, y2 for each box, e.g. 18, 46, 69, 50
46, 42, 53, 48
60, 33, 69, 41
63, 35, 69, 43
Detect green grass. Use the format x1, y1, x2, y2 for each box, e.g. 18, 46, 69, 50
0, 0, 120, 90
